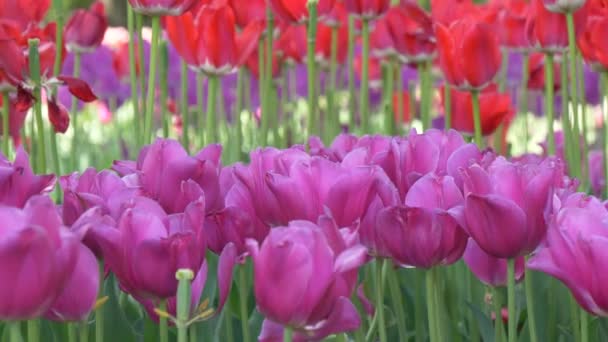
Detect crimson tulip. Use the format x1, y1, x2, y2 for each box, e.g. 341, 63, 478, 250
0, 0, 50, 29
164, 4, 263, 76
227, 0, 266, 28
315, 23, 349, 67
343, 0, 390, 20
64, 1, 108, 53
128, 0, 197, 16
431, 0, 478, 25
578, 14, 608, 70
526, 0, 588, 53
276, 25, 307, 65
527, 53, 562, 91
269, 0, 336, 23
492, 0, 531, 50
440, 84, 514, 136
435, 18, 502, 89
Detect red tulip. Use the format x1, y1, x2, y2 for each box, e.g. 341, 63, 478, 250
64, 1, 108, 53
112, 41, 140, 81
0, 0, 50, 29
269, 0, 336, 23
276, 25, 307, 64
431, 0, 478, 25
435, 18, 502, 89
343, 0, 390, 20
393, 91, 412, 123
490, 0, 531, 50
164, 4, 263, 76
441, 84, 514, 136
246, 43, 284, 79
527, 0, 588, 53
375, 2, 436, 63
127, 0, 197, 16
315, 23, 349, 67
578, 13, 608, 70
227, 0, 266, 28
527, 53, 561, 91
354, 56, 382, 89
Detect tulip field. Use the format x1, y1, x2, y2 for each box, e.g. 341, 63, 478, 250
4, 0, 608, 341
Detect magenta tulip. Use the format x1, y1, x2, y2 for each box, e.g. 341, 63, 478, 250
0, 196, 78, 320
45, 243, 99, 321
0, 147, 55, 208
462, 157, 561, 258
248, 218, 366, 339
463, 238, 525, 287
528, 193, 608, 315
376, 173, 468, 267
96, 196, 206, 299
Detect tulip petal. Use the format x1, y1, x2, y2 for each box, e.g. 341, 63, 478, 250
217, 242, 237, 312
57, 76, 98, 102
312, 297, 361, 339
47, 99, 70, 134
461, 23, 501, 87
334, 245, 368, 273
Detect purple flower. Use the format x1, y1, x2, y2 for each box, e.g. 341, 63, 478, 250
528, 193, 608, 315
376, 173, 468, 268
463, 238, 525, 287
0, 147, 55, 208
462, 156, 560, 258
248, 217, 366, 340
0, 196, 79, 320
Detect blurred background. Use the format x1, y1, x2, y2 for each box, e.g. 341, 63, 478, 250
63, 0, 126, 25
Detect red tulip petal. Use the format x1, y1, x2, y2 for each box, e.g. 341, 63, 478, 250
461, 23, 501, 88
47, 98, 70, 133
57, 76, 97, 102
15, 86, 34, 112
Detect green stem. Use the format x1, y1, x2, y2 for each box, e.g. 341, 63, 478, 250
159, 299, 168, 342
96, 262, 104, 342
135, 13, 147, 129
580, 308, 588, 342
143, 16, 161, 144
9, 322, 22, 342
499, 50, 509, 93
127, 4, 141, 148
577, 51, 589, 190
360, 19, 370, 133
375, 259, 388, 342
306, 1, 319, 138
571, 295, 581, 342
387, 267, 408, 342
566, 12, 582, 181
471, 89, 483, 147
396, 63, 404, 133
507, 259, 516, 342
283, 327, 292, 342
28, 39, 47, 174
180, 61, 190, 152
433, 268, 444, 342
465, 267, 479, 342
415, 269, 425, 342
79, 322, 89, 342
384, 61, 395, 135
545, 53, 555, 155
189, 325, 197, 342
426, 270, 438, 342
68, 323, 77, 342
196, 72, 205, 145
520, 53, 529, 152
27, 319, 39, 342
259, 39, 268, 145
3, 91, 10, 156
52, 0, 64, 78
206, 76, 219, 143
235, 68, 245, 161
492, 287, 504, 342
444, 84, 451, 130
70, 52, 82, 170
265, 8, 275, 145
238, 266, 251, 342
347, 15, 357, 129
326, 26, 339, 142
225, 309, 234, 342
176, 269, 194, 342
561, 55, 576, 169
160, 40, 169, 138
524, 264, 538, 342
420, 61, 433, 130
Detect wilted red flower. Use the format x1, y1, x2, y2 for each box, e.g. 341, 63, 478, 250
0, 0, 50, 29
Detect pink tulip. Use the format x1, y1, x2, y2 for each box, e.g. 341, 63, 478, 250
463, 239, 525, 287
0, 147, 55, 208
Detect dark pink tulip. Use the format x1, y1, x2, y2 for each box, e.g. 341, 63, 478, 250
463, 239, 525, 287
112, 139, 222, 214
45, 243, 99, 321
96, 197, 206, 299
528, 193, 608, 315
308, 134, 359, 162
377, 173, 468, 268
64, 1, 108, 52
462, 157, 560, 258
248, 219, 366, 339
0, 147, 55, 208
343, 0, 390, 19
0, 196, 78, 320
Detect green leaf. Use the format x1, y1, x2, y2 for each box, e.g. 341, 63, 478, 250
466, 302, 495, 342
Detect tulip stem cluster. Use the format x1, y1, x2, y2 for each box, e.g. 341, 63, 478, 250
471, 90, 482, 147
180, 60, 190, 151
520, 53, 530, 152
70, 51, 82, 171
566, 12, 583, 183
524, 264, 538, 342
126, 4, 141, 148
160, 41, 169, 139
326, 26, 339, 142
143, 15, 161, 145
545, 53, 556, 155
238, 266, 251, 342
359, 18, 370, 133
28, 39, 47, 174
9, 322, 22, 342
347, 15, 357, 129
306, 0, 319, 139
